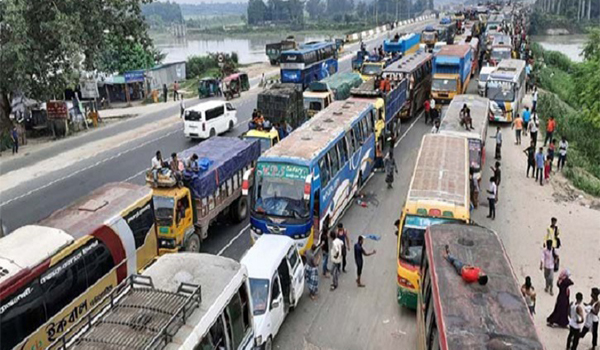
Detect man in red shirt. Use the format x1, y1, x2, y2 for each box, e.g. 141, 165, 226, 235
424, 99, 431, 125
544, 116, 556, 146
443, 245, 488, 285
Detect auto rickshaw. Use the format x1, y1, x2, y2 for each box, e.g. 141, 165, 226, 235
198, 78, 219, 98
222, 72, 250, 100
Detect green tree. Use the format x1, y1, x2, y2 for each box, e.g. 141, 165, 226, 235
581, 28, 600, 61
0, 0, 158, 133
247, 0, 268, 24
306, 0, 323, 19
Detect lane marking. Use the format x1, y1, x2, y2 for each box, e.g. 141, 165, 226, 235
217, 224, 250, 256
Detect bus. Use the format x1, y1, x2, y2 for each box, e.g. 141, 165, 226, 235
49, 253, 254, 350
247, 100, 376, 254
383, 51, 433, 120
395, 134, 470, 309
0, 183, 158, 350
280, 42, 338, 89
487, 59, 526, 123
417, 223, 545, 350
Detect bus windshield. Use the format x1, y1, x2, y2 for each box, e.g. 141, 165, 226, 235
432, 78, 457, 92
400, 216, 453, 265
491, 48, 511, 61
487, 81, 515, 101
249, 278, 270, 316
361, 64, 383, 76
253, 162, 310, 219
153, 196, 174, 226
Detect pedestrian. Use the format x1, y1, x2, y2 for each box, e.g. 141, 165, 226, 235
336, 223, 350, 273
173, 81, 180, 101
443, 245, 488, 285
532, 87, 538, 112
540, 240, 556, 295
492, 126, 502, 160
260, 73, 266, 88
490, 161, 501, 187
162, 84, 168, 103
384, 151, 398, 188
424, 98, 431, 124
374, 142, 384, 171
557, 136, 569, 171
11, 125, 19, 154
524, 141, 536, 178
329, 231, 343, 291
180, 99, 186, 118
544, 157, 551, 183
354, 236, 376, 287
470, 173, 480, 208
566, 292, 585, 349
544, 217, 561, 249
535, 147, 545, 186
529, 111, 539, 147
580, 287, 599, 349
544, 115, 556, 146
486, 176, 497, 220
521, 276, 537, 315
548, 269, 574, 327
522, 106, 531, 136
430, 96, 436, 118
548, 139, 556, 173
320, 230, 330, 277
305, 244, 321, 300
512, 113, 523, 144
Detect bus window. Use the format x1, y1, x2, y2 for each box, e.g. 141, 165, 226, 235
208, 315, 227, 349
124, 200, 155, 248
83, 239, 115, 287
346, 131, 356, 155
239, 285, 252, 331
318, 156, 331, 188
367, 110, 375, 132
328, 147, 340, 176
337, 140, 348, 166
226, 290, 246, 349
353, 124, 363, 145
0, 279, 47, 350
41, 248, 88, 317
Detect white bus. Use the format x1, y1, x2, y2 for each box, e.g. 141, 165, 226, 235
50, 253, 254, 350
486, 59, 526, 123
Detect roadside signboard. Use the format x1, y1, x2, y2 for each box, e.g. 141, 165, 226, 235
80, 79, 99, 99
46, 101, 69, 119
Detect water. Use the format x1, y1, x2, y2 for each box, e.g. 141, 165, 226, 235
531, 34, 587, 62
155, 34, 330, 65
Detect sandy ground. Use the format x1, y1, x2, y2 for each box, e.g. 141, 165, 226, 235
472, 96, 600, 349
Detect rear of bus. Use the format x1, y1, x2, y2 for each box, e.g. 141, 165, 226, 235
396, 134, 470, 309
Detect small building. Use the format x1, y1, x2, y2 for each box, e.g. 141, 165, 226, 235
146, 61, 186, 92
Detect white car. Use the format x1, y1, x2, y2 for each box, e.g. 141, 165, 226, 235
183, 100, 237, 139
241, 235, 304, 350
478, 66, 496, 97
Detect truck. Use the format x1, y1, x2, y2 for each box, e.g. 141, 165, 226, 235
421, 25, 439, 51
359, 55, 401, 81
383, 33, 422, 56
266, 37, 297, 65
349, 77, 408, 143
352, 49, 370, 71
303, 72, 363, 117
148, 137, 261, 254
431, 44, 473, 104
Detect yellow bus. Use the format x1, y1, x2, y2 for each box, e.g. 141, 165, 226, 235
0, 183, 158, 350
417, 223, 544, 350
395, 134, 470, 309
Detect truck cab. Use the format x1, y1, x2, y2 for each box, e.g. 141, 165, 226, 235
422, 26, 438, 51
242, 128, 280, 153
360, 61, 385, 81
303, 90, 333, 117
152, 186, 196, 254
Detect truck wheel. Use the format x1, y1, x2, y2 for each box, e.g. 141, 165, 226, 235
231, 197, 248, 223
185, 234, 201, 253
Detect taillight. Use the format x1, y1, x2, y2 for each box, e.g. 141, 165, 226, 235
429, 208, 442, 216
398, 276, 415, 289
202, 123, 206, 131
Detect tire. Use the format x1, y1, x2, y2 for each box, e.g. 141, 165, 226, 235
231, 197, 248, 223
184, 234, 201, 253
265, 337, 273, 350
228, 120, 234, 131
209, 128, 216, 137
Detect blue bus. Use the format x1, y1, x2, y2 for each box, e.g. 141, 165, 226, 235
280, 42, 339, 89
245, 100, 376, 254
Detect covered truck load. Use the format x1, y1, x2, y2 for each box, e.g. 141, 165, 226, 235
350, 77, 408, 126
257, 83, 306, 128
307, 72, 363, 101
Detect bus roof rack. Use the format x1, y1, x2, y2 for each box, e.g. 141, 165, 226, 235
49, 274, 202, 350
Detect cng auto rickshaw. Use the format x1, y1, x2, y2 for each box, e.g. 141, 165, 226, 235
198, 78, 219, 99
223, 72, 250, 100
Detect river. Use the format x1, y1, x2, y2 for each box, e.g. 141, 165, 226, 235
531, 34, 587, 62
155, 34, 332, 65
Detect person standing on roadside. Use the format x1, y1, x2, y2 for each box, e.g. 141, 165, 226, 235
524, 141, 536, 178
320, 230, 330, 277
354, 236, 376, 287
491, 161, 501, 187
512, 113, 523, 145
486, 176, 497, 220
548, 139, 556, 173
535, 147, 545, 186
471, 173, 480, 209
305, 244, 321, 300
529, 112, 539, 147
384, 151, 398, 189
566, 292, 585, 350
336, 223, 350, 273
540, 240, 556, 296
521, 276, 537, 315
548, 269, 574, 327
163, 84, 168, 103
522, 106, 531, 136
544, 115, 556, 146
580, 287, 599, 349
532, 87, 539, 112
11, 125, 19, 154
329, 231, 343, 291
492, 126, 502, 160
557, 136, 569, 171
544, 217, 561, 249
173, 81, 180, 101
424, 98, 431, 124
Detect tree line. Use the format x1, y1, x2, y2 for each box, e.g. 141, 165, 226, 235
535, 0, 598, 20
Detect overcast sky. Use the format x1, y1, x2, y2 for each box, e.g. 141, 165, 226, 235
172, 0, 248, 4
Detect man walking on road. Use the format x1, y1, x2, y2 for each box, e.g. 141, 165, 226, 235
11, 125, 19, 154
522, 107, 531, 136
305, 244, 321, 300
535, 147, 545, 186
540, 240, 556, 295
354, 236, 376, 287
486, 176, 497, 220
544, 115, 556, 146
424, 98, 431, 124
557, 136, 569, 171
567, 292, 585, 350
337, 223, 350, 273
580, 287, 599, 349
163, 84, 168, 103
493, 127, 502, 160
529, 112, 539, 148
512, 113, 523, 145
330, 231, 343, 291
173, 81, 180, 101
532, 87, 538, 112
544, 217, 561, 249
525, 141, 536, 177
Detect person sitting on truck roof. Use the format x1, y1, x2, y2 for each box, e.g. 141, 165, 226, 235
185, 153, 199, 172
151, 151, 164, 186
170, 153, 183, 185
460, 104, 475, 131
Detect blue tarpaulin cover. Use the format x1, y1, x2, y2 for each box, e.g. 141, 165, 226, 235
179, 137, 261, 199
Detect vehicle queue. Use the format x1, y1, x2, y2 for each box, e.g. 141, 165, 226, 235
0, 3, 545, 350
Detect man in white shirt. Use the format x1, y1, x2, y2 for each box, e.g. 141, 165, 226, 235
532, 87, 538, 112
486, 176, 497, 220
529, 115, 539, 148
329, 231, 344, 291
557, 136, 569, 171
151, 151, 163, 186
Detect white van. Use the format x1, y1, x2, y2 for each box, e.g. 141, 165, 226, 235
183, 100, 237, 139
241, 235, 304, 350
